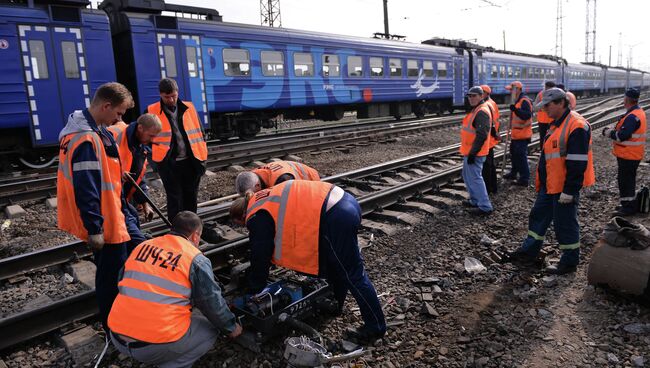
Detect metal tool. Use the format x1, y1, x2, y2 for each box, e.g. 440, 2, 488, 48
124, 172, 173, 228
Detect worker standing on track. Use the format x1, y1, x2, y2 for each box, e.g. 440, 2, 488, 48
480, 85, 500, 194
108, 211, 242, 367
460, 86, 493, 215
57, 82, 134, 330
229, 180, 387, 345
107, 114, 162, 252
147, 78, 220, 243
602, 88, 646, 216
509, 88, 595, 275
504, 81, 533, 186
234, 160, 321, 195
534, 81, 556, 141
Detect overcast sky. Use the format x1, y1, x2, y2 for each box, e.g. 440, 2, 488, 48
104, 0, 649, 71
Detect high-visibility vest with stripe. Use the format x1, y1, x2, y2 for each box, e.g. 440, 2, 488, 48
486, 98, 500, 149
613, 108, 647, 161
107, 123, 147, 202
511, 96, 533, 140
245, 180, 333, 276
536, 91, 553, 124
57, 131, 129, 243
253, 161, 321, 187
108, 234, 202, 343
535, 111, 595, 194
148, 101, 207, 163
460, 103, 492, 156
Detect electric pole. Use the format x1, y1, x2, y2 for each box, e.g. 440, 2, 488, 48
260, 0, 282, 27
617, 33, 623, 67
555, 0, 563, 58
584, 0, 596, 62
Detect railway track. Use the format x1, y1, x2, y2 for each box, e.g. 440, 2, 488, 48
0, 99, 646, 350
0, 95, 625, 209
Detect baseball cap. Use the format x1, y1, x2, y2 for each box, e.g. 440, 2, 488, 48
505, 81, 523, 90
480, 85, 492, 95
625, 88, 640, 99
466, 86, 484, 96
536, 87, 566, 108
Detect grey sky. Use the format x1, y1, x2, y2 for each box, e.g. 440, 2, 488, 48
115, 0, 649, 71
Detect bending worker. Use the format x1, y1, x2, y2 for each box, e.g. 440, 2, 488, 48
480, 84, 500, 194
533, 81, 556, 140
229, 180, 387, 344
235, 160, 320, 195
602, 88, 646, 216
108, 211, 242, 367
504, 81, 532, 186
509, 88, 595, 275
460, 86, 493, 215
57, 82, 134, 329
108, 114, 162, 252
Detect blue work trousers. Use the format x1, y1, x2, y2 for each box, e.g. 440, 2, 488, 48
93, 243, 128, 331
462, 156, 493, 212
509, 140, 530, 183
321, 193, 386, 335
519, 189, 580, 266
124, 202, 146, 255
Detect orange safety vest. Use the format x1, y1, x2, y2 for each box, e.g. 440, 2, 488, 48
108, 234, 202, 343
148, 101, 207, 163
486, 98, 500, 149
511, 96, 533, 140
460, 103, 492, 156
245, 180, 333, 276
535, 111, 595, 194
613, 108, 647, 161
253, 161, 321, 187
536, 91, 553, 124
107, 123, 147, 202
57, 131, 129, 243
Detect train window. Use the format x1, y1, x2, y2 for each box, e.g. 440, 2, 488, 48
294, 53, 314, 77
437, 62, 447, 78
347, 56, 363, 77
507, 66, 513, 78
407, 60, 419, 77
550, 69, 555, 78
370, 57, 384, 77
261, 51, 284, 76
163, 45, 178, 78
322, 54, 340, 77
522, 67, 528, 79
28, 40, 48, 79
491, 65, 498, 78
61, 41, 80, 79
423, 61, 434, 77
223, 48, 250, 77
514, 67, 521, 78
499, 65, 505, 79
390, 58, 402, 77
186, 46, 198, 78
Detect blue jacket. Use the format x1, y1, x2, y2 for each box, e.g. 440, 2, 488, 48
608, 105, 642, 142
122, 122, 150, 205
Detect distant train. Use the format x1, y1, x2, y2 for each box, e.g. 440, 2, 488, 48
0, 0, 648, 168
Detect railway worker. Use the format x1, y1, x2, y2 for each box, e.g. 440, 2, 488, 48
460, 86, 493, 215
504, 81, 533, 186
534, 81, 556, 140
108, 211, 242, 367
509, 88, 595, 275
601, 88, 646, 216
107, 114, 163, 251
146, 78, 208, 229
229, 180, 387, 345
234, 160, 321, 195
480, 84, 500, 194
57, 82, 134, 330
557, 84, 577, 110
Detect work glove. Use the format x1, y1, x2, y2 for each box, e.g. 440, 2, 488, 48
509, 104, 516, 112
602, 127, 612, 137
558, 193, 574, 204
141, 203, 155, 223
87, 233, 105, 251
229, 323, 243, 339
467, 154, 476, 164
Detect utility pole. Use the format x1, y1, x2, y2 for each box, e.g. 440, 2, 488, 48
260, 0, 282, 27
555, 0, 562, 57
617, 33, 623, 67
502, 30, 506, 51
608, 45, 611, 66
383, 0, 389, 38
584, 0, 596, 62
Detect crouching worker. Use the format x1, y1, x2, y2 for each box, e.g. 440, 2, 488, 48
230, 181, 387, 344
108, 211, 242, 368
235, 160, 320, 195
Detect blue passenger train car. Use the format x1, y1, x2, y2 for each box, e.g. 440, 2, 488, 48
0, 0, 116, 168
563, 63, 604, 96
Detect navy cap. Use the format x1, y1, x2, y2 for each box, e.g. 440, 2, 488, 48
626, 88, 640, 99
466, 86, 484, 96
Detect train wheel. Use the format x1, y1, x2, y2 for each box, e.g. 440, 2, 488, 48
18, 153, 57, 169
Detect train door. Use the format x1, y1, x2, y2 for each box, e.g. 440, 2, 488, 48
156, 33, 209, 127
452, 56, 464, 106
17, 25, 64, 146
